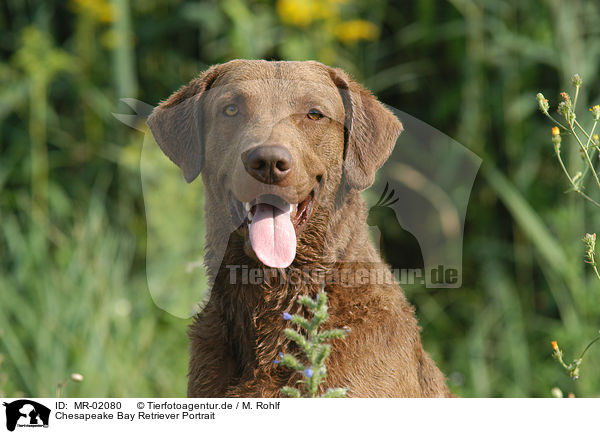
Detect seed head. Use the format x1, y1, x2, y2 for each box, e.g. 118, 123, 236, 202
583, 233, 597, 263
536, 93, 549, 115
557, 101, 569, 117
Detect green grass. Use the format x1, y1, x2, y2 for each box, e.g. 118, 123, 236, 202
0, 194, 187, 397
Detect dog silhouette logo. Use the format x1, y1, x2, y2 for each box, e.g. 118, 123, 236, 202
367, 183, 424, 270
3, 400, 50, 431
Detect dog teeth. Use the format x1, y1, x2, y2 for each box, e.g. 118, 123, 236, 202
244, 202, 254, 223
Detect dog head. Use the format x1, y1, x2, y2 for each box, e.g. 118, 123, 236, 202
148, 59, 402, 269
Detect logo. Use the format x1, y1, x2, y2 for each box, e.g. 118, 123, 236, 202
2, 400, 50, 432
367, 183, 424, 270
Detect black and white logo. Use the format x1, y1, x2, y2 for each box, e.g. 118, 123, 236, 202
2, 400, 50, 432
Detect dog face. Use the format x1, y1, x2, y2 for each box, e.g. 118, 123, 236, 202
148, 60, 402, 269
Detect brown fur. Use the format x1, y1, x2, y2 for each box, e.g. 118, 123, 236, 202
147, 59, 451, 397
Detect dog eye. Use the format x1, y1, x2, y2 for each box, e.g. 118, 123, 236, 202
223, 104, 239, 117
306, 109, 324, 121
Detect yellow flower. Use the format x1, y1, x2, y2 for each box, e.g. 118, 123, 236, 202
70, 0, 114, 23
277, 0, 314, 26
276, 0, 340, 27
593, 134, 599, 142
334, 20, 379, 44
551, 341, 559, 351
552, 126, 560, 136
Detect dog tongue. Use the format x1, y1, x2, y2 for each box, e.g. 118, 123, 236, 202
249, 203, 296, 268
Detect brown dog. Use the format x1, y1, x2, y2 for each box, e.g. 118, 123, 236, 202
147, 59, 450, 397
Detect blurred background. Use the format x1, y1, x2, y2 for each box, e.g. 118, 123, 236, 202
1, 0, 600, 397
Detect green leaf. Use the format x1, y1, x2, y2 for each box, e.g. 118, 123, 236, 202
323, 388, 348, 398
297, 295, 318, 310
281, 386, 302, 398
316, 291, 328, 309
315, 344, 332, 366
291, 315, 311, 330
283, 328, 309, 349
280, 353, 304, 371
317, 329, 347, 342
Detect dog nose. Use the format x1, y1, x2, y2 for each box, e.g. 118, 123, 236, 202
242, 146, 293, 184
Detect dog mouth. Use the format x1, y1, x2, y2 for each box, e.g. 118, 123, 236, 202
229, 187, 318, 268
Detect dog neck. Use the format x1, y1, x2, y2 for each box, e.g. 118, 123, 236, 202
206, 189, 381, 378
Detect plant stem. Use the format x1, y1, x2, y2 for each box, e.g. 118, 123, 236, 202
568, 124, 600, 191
584, 120, 598, 150
592, 263, 600, 282
578, 336, 600, 360
544, 112, 569, 131
575, 119, 595, 142
554, 146, 600, 207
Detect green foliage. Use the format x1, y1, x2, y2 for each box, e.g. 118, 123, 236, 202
276, 289, 348, 398
537, 75, 600, 208
537, 76, 600, 386
551, 333, 600, 382
0, 194, 187, 397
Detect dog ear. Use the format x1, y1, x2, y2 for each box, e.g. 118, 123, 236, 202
328, 67, 403, 191
147, 65, 222, 183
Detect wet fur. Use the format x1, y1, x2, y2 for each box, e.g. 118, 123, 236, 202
148, 60, 451, 397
